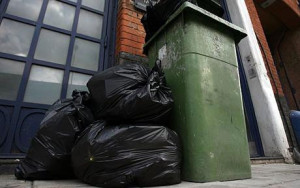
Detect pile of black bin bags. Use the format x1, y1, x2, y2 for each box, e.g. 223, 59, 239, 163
15, 61, 182, 187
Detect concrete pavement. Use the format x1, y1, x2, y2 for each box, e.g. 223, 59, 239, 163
0, 164, 300, 188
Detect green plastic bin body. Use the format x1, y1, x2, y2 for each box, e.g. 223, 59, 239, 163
144, 3, 251, 183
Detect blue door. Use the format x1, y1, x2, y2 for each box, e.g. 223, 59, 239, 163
220, 0, 264, 157
0, 0, 116, 158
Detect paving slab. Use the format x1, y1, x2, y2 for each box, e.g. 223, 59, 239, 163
0, 164, 300, 188
153, 164, 300, 188
33, 179, 97, 188
0, 175, 32, 188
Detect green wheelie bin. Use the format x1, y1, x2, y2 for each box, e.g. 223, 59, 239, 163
144, 2, 251, 183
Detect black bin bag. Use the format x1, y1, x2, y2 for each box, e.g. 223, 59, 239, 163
87, 60, 173, 123
15, 90, 94, 180
141, 0, 198, 42
141, 0, 224, 42
72, 121, 181, 187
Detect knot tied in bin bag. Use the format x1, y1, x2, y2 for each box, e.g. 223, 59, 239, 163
87, 60, 173, 123
15, 90, 94, 180
72, 121, 181, 187
141, 0, 224, 42
141, 0, 199, 42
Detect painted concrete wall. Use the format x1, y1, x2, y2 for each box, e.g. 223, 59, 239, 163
226, 0, 292, 161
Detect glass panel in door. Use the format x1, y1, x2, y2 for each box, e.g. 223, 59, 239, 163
0, 0, 111, 156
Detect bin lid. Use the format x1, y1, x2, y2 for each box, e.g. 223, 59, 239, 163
144, 2, 247, 54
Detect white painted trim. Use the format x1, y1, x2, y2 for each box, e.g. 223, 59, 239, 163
226, 0, 292, 161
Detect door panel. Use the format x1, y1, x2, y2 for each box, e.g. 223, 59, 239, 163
6, 0, 43, 22
14, 108, 46, 153
0, 58, 25, 100
0, 19, 35, 57
0, 106, 13, 149
24, 65, 64, 105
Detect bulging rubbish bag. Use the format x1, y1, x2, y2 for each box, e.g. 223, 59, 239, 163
15, 90, 94, 180
141, 0, 198, 42
87, 60, 173, 123
72, 121, 181, 187
141, 0, 224, 42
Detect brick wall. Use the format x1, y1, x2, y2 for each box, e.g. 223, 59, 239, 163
245, 0, 284, 97
250, 0, 300, 110
278, 28, 300, 110
246, 0, 300, 147
254, 0, 300, 29
115, 0, 147, 64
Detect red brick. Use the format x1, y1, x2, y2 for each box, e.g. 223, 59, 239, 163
120, 38, 144, 49
119, 13, 143, 25
137, 25, 145, 32
132, 48, 145, 56
119, 32, 145, 43
254, 0, 300, 29
119, 45, 133, 54
118, 24, 144, 36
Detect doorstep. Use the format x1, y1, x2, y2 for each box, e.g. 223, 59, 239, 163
251, 157, 285, 164
0, 164, 300, 188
